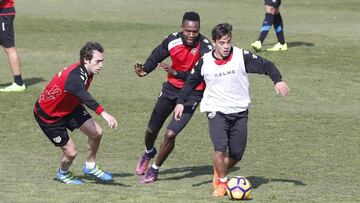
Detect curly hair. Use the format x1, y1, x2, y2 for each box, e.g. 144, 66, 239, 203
79, 42, 104, 64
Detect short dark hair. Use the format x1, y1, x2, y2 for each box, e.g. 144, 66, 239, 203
182, 11, 200, 23
211, 23, 232, 41
80, 42, 104, 64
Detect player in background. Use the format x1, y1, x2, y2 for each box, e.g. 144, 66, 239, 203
0, 0, 25, 92
34, 42, 117, 184
251, 0, 288, 52
134, 11, 213, 183
174, 23, 289, 197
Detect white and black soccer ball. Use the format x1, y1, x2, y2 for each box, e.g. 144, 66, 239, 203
226, 176, 252, 200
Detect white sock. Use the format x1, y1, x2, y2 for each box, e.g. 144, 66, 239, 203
86, 162, 96, 169
59, 168, 68, 174
145, 148, 154, 154
152, 163, 160, 170
220, 176, 228, 183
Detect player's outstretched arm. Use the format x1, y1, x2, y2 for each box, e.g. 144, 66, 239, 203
159, 62, 190, 80
158, 63, 176, 76
101, 111, 118, 129
174, 104, 184, 121
134, 62, 147, 77
275, 81, 290, 96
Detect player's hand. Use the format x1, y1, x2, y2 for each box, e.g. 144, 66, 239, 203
134, 62, 147, 77
101, 111, 118, 129
158, 63, 177, 76
174, 104, 184, 121
275, 81, 289, 96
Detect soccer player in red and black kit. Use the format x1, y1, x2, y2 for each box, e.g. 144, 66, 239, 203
0, 0, 26, 92
34, 42, 118, 185
134, 11, 213, 183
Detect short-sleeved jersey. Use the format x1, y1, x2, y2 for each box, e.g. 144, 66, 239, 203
34, 61, 103, 124
0, 0, 15, 16
143, 32, 213, 91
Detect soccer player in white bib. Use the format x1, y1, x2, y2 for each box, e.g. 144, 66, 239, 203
174, 23, 289, 197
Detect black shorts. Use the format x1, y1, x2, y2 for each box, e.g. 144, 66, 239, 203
34, 105, 92, 147
207, 110, 248, 161
264, 0, 281, 8
147, 82, 202, 134
0, 15, 15, 48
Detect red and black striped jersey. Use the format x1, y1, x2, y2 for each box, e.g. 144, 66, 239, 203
0, 0, 15, 16
34, 61, 103, 123
143, 32, 212, 91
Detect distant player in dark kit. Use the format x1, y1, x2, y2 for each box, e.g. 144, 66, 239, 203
0, 0, 26, 92
174, 23, 289, 197
251, 0, 288, 52
134, 11, 213, 183
34, 42, 118, 185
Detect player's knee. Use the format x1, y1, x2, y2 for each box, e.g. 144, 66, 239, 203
89, 127, 102, 140
214, 144, 227, 153
146, 127, 159, 136
214, 149, 227, 156
229, 150, 244, 162
264, 13, 274, 25
164, 129, 177, 141
65, 149, 78, 161
4, 47, 16, 53
94, 128, 103, 139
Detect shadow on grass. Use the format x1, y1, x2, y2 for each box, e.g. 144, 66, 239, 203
24, 77, 47, 87
159, 165, 239, 186
287, 41, 314, 48
247, 176, 306, 189
264, 41, 314, 48
73, 172, 134, 187
159, 165, 306, 189
161, 165, 212, 180
0, 77, 46, 87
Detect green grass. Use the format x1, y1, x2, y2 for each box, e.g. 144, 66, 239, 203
0, 0, 359, 202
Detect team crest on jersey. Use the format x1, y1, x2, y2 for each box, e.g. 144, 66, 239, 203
191, 48, 197, 55
38, 85, 62, 103
53, 136, 62, 143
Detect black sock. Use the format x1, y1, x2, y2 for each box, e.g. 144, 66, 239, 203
14, 75, 23, 86
274, 13, 285, 44
258, 13, 274, 43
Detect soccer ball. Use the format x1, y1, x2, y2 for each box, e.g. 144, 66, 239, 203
226, 176, 252, 200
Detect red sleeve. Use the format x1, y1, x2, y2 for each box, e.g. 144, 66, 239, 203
95, 105, 104, 115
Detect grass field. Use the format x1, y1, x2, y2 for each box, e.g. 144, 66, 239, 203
0, 0, 359, 202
